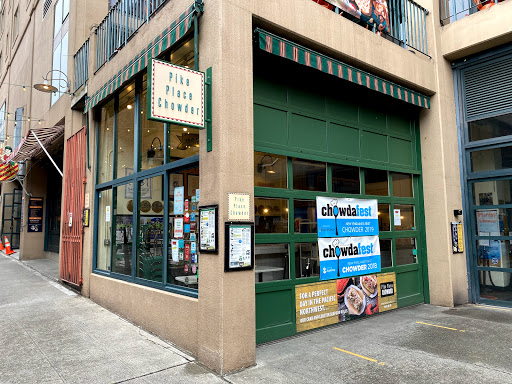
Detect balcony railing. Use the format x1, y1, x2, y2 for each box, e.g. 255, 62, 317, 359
440, 0, 503, 25
95, 0, 169, 71
74, 39, 89, 92
313, 0, 429, 56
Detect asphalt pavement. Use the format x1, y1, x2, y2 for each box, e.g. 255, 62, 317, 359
2, 252, 512, 383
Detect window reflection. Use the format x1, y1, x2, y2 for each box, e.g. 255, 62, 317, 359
469, 113, 512, 142
117, 82, 135, 177
98, 100, 114, 184
395, 238, 417, 265
392, 173, 413, 197
113, 184, 133, 276
294, 200, 317, 233
295, 243, 319, 278
332, 164, 359, 194
169, 124, 199, 162
96, 189, 112, 271
380, 239, 392, 268
141, 74, 165, 171
472, 179, 512, 206
255, 244, 289, 282
293, 158, 326, 191
378, 204, 390, 231
365, 169, 388, 196
394, 205, 415, 231
471, 146, 512, 173
255, 198, 288, 234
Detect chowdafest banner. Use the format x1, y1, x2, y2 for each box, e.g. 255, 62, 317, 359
316, 197, 378, 237
316, 197, 381, 281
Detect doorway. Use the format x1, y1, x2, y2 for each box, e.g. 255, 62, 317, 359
2, 189, 22, 249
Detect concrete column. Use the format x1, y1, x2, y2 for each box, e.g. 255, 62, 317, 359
197, 0, 256, 374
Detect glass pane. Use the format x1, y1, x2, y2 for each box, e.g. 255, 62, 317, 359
295, 243, 319, 278
380, 239, 392, 268
394, 205, 415, 231
294, 199, 317, 234
471, 146, 512, 173
170, 37, 195, 68
112, 184, 133, 276
254, 152, 287, 189
468, 113, 512, 142
392, 173, 413, 197
136, 175, 164, 282
395, 238, 417, 265
117, 82, 135, 178
479, 271, 512, 302
255, 198, 288, 234
365, 169, 388, 196
378, 204, 390, 231
169, 124, 200, 162
255, 243, 289, 282
472, 179, 512, 206
54, 0, 62, 36
293, 158, 326, 191
98, 99, 114, 184
167, 167, 199, 289
332, 164, 360, 194
96, 189, 112, 271
141, 74, 165, 171
476, 209, 512, 237
476, 240, 511, 268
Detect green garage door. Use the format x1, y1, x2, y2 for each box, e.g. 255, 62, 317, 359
253, 52, 429, 344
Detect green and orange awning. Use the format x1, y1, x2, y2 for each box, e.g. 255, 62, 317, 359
255, 28, 430, 109
85, 2, 201, 113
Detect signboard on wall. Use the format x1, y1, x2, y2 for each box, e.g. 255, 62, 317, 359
147, 59, 205, 129
295, 272, 394, 333
224, 222, 254, 271
27, 197, 44, 232
316, 197, 378, 238
318, 236, 381, 280
228, 193, 251, 221
199, 205, 218, 253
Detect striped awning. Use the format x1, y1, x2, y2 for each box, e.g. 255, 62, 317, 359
255, 28, 430, 109
84, 2, 201, 113
6, 125, 65, 163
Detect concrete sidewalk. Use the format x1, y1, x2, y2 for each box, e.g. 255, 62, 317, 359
0, 253, 224, 384
227, 303, 512, 384
2, 251, 512, 383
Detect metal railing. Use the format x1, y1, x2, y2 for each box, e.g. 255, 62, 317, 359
387, 0, 429, 56
95, 0, 169, 71
74, 39, 89, 92
440, 0, 503, 25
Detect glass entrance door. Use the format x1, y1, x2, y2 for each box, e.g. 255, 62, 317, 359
2, 189, 22, 249
465, 114, 512, 306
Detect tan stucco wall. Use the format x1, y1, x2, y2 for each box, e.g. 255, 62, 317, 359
89, 274, 199, 355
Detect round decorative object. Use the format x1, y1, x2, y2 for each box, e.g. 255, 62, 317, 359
152, 201, 163, 213
140, 200, 151, 213
127, 200, 133, 212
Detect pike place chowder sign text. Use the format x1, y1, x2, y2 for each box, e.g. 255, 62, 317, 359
148, 59, 205, 128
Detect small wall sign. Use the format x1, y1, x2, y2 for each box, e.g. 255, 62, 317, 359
451, 222, 464, 253
228, 193, 251, 221
28, 197, 43, 233
147, 59, 205, 129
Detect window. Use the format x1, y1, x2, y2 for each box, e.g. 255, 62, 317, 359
255, 197, 288, 234
365, 169, 389, 196
0, 101, 5, 142
94, 37, 200, 296
43, 0, 53, 19
254, 152, 287, 188
0, 9, 4, 35
332, 164, 360, 194
13, 107, 22, 149
51, 0, 69, 105
293, 158, 326, 191
13, 7, 18, 40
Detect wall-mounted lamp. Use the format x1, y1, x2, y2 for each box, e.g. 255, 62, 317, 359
33, 70, 71, 95
147, 137, 163, 159
257, 154, 279, 174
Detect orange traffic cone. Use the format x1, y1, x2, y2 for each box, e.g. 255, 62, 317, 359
0, 238, 4, 251
4, 236, 14, 255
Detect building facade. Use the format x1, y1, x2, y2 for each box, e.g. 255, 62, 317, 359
1, 0, 511, 375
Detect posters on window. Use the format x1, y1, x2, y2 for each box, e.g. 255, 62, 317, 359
296, 272, 395, 333
174, 186, 184, 215
476, 210, 501, 267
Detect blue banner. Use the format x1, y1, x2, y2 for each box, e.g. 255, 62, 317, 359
318, 236, 381, 280
316, 197, 379, 238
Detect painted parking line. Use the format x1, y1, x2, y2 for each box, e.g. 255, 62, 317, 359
474, 304, 512, 312
333, 347, 386, 365
416, 321, 465, 332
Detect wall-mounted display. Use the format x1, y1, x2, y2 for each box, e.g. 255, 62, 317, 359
224, 222, 254, 272
199, 205, 218, 253
27, 197, 43, 232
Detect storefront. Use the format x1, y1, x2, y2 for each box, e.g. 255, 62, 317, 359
252, 30, 430, 343
454, 44, 512, 307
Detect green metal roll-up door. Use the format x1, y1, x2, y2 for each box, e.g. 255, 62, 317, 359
253, 49, 429, 344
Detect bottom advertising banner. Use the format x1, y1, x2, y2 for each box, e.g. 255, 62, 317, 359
295, 272, 397, 333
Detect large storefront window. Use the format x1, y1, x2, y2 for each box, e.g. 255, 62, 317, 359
94, 37, 200, 297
